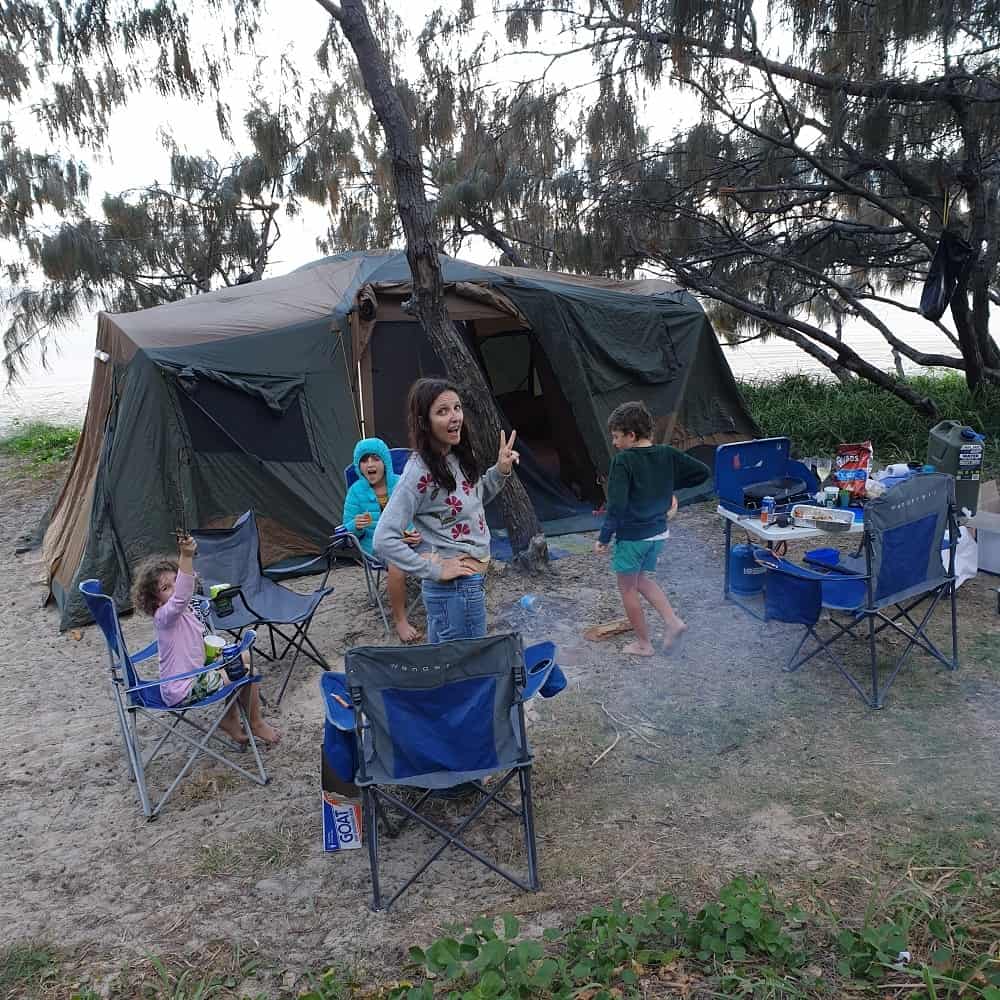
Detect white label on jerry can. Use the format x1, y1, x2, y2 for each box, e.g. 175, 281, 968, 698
958, 443, 984, 481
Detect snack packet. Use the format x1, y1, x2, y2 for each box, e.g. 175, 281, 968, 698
834, 442, 874, 500
322, 791, 363, 851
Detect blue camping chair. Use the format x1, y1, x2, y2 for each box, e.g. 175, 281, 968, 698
79, 580, 268, 820
753, 473, 959, 708
331, 447, 415, 634
191, 510, 333, 705
321, 633, 567, 911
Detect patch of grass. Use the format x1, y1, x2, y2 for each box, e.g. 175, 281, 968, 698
251, 825, 308, 871
299, 965, 354, 1000
193, 842, 243, 877
71, 946, 266, 1000
739, 373, 1000, 476
0, 942, 61, 995
829, 865, 1000, 994
883, 823, 996, 870
0, 421, 80, 468
174, 769, 243, 809
966, 632, 1000, 669
192, 824, 307, 879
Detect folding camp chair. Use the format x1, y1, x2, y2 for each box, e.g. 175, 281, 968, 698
192, 510, 333, 705
754, 473, 959, 708
321, 634, 567, 911
79, 580, 268, 820
335, 447, 416, 633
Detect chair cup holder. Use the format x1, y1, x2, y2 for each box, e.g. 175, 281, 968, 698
528, 657, 567, 698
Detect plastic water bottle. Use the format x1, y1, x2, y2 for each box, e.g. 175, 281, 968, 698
519, 594, 539, 613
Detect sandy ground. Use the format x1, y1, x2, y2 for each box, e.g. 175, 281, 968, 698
2, 453, 998, 992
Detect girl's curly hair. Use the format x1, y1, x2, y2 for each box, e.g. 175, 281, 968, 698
131, 555, 178, 617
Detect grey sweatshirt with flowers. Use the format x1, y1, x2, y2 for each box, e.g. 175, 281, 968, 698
373, 453, 507, 580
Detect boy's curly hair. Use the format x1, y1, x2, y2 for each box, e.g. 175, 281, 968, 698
131, 554, 178, 617
607, 400, 653, 440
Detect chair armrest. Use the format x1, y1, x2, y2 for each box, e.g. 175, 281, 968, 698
220, 628, 256, 662
321, 673, 356, 731
327, 528, 360, 555
128, 630, 256, 692
520, 642, 566, 700
132, 640, 158, 664
753, 547, 868, 580
264, 555, 326, 577
127, 663, 225, 693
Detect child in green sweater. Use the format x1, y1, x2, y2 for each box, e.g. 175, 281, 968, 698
594, 401, 711, 656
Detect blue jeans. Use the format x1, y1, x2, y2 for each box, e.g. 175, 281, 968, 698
421, 575, 487, 643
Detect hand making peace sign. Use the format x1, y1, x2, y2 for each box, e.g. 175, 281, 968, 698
497, 429, 520, 476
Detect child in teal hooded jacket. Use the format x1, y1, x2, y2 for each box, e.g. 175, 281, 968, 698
342, 437, 421, 641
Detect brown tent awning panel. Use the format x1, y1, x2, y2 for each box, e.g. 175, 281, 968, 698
42, 316, 122, 596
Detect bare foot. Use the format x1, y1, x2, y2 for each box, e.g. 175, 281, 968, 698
660, 621, 689, 652
219, 719, 249, 746
251, 720, 281, 746
395, 619, 420, 643
623, 639, 656, 657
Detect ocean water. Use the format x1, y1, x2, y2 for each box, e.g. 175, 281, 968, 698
0, 330, 96, 437
0, 317, 960, 438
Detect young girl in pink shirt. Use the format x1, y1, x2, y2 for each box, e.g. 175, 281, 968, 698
131, 534, 279, 746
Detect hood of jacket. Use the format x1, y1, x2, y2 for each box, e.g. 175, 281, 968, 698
352, 437, 398, 491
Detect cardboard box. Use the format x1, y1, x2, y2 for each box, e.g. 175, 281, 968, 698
322, 792, 363, 852
965, 479, 1000, 575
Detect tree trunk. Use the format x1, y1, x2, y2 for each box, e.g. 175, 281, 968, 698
952, 172, 1000, 393
832, 363, 854, 387
321, 0, 548, 568
950, 276, 986, 393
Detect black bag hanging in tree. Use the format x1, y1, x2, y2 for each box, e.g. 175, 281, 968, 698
919, 195, 974, 321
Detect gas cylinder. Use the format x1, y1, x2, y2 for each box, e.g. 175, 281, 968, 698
729, 543, 766, 595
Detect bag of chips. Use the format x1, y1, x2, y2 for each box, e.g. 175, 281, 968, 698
834, 442, 874, 499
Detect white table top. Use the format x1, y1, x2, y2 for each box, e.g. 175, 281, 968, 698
716, 504, 864, 542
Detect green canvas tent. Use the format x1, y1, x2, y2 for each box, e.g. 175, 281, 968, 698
40, 250, 756, 628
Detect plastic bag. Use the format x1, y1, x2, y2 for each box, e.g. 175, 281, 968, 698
920, 231, 973, 321
942, 526, 977, 589
834, 442, 873, 500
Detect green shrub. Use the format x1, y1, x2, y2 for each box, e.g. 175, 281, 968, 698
686, 876, 806, 969
739, 373, 1000, 475
0, 421, 80, 467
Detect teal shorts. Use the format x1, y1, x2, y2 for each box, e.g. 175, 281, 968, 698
612, 538, 664, 575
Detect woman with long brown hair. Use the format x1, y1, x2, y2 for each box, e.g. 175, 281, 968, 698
373, 377, 519, 641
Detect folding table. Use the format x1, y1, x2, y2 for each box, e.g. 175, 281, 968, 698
718, 505, 864, 620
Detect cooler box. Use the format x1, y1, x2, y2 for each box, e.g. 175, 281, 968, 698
966, 511, 1000, 574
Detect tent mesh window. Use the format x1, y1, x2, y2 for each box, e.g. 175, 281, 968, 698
175, 380, 314, 463
479, 331, 545, 431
